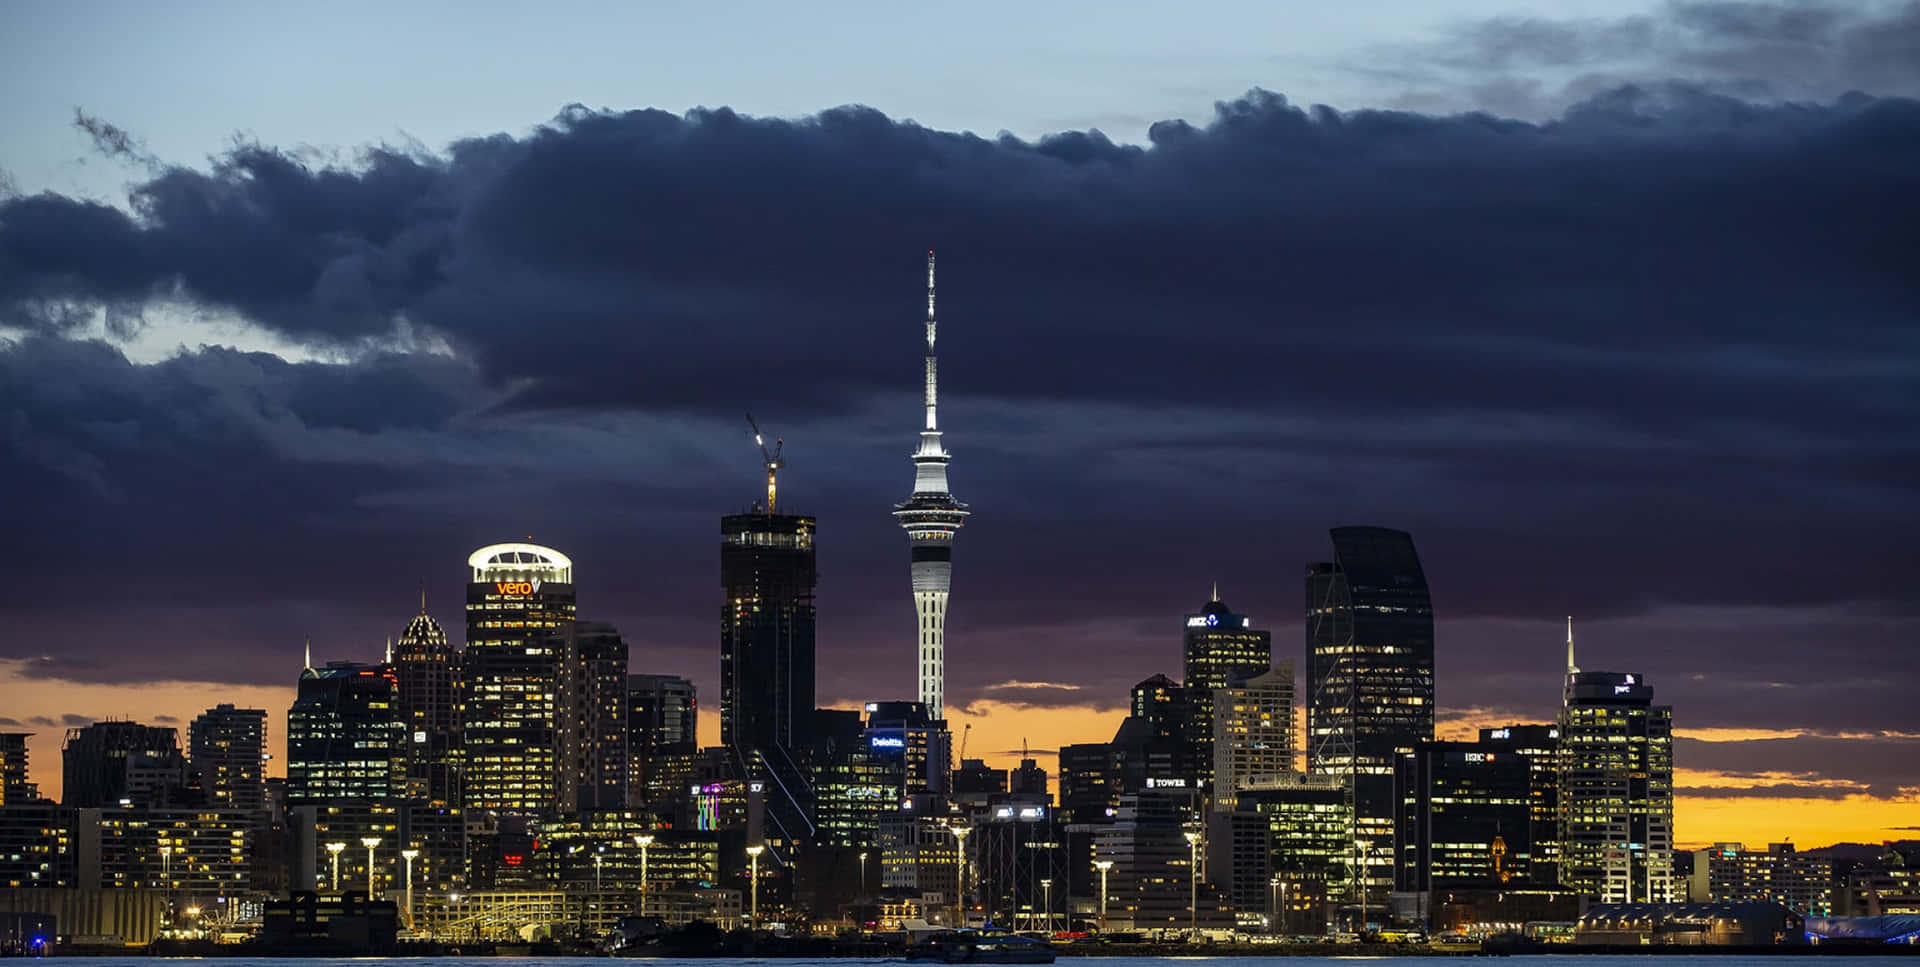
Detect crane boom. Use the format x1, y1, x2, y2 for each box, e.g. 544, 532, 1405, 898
745, 412, 786, 514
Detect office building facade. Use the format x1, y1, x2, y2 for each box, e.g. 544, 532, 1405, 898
1305, 526, 1435, 904
463, 542, 577, 817
627, 673, 696, 808
1478, 724, 1561, 884
287, 662, 405, 805
1558, 665, 1675, 903
1182, 593, 1271, 797
391, 599, 462, 807
1393, 739, 1535, 895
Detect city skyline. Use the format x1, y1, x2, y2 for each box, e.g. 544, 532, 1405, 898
3, 0, 1918, 857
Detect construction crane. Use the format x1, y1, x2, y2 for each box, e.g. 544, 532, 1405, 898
959, 722, 971, 761
745, 412, 785, 514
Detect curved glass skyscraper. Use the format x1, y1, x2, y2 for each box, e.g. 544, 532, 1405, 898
1305, 525, 1434, 911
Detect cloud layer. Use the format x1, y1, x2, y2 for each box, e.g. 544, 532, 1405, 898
2, 81, 1916, 833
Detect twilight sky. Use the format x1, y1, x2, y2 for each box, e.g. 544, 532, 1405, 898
2, 0, 1918, 846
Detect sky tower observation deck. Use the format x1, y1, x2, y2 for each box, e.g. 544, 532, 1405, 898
893, 251, 969, 719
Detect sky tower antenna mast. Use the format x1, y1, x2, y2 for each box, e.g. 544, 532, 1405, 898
746, 412, 785, 514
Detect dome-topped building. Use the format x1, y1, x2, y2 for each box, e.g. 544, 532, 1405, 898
391, 589, 460, 807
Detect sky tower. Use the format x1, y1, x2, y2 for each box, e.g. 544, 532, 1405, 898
894, 251, 969, 718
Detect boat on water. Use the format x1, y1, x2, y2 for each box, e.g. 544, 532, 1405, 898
907, 929, 1056, 963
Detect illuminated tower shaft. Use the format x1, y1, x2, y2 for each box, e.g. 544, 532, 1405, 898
893, 251, 969, 717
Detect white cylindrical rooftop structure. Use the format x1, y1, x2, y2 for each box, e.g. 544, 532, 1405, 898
468, 542, 574, 583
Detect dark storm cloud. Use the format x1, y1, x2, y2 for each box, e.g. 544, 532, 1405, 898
1677, 733, 1920, 798
0, 85, 1916, 754
1679, 782, 1869, 800
1384, 1, 1920, 116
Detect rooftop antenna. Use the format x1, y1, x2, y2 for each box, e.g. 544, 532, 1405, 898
746, 412, 785, 514
1565, 615, 1578, 677
303, 636, 313, 674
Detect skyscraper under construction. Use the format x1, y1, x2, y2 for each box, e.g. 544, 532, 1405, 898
721, 507, 818, 851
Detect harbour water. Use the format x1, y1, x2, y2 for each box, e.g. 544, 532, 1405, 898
21, 957, 1920, 967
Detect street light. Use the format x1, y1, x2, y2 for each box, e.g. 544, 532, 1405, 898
745, 845, 764, 930
858, 851, 869, 896
1183, 829, 1202, 942
159, 842, 174, 921
361, 837, 381, 898
1093, 860, 1113, 933
634, 835, 655, 917
401, 849, 419, 931
1268, 874, 1286, 935
326, 842, 346, 892
949, 825, 971, 928
593, 847, 605, 889
1355, 839, 1369, 938
1039, 878, 1053, 936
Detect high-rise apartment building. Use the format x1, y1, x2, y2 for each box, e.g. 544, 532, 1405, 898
893, 251, 969, 719
0, 734, 37, 805
61, 721, 184, 808
391, 596, 462, 807
557, 620, 628, 811
1211, 663, 1295, 805
1697, 842, 1834, 915
1305, 526, 1434, 904
287, 661, 405, 804
1557, 623, 1675, 903
463, 542, 577, 817
188, 704, 267, 811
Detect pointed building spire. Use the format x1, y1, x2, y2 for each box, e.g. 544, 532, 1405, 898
303, 636, 313, 674
420, 580, 428, 614
1211, 580, 1220, 603
385, 637, 393, 664
1565, 615, 1578, 677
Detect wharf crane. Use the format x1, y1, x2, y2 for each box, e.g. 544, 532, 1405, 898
746, 412, 785, 514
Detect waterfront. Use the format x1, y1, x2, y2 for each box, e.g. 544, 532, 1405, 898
18, 956, 1920, 966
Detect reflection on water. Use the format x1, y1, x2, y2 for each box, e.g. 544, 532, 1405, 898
34, 958, 1920, 967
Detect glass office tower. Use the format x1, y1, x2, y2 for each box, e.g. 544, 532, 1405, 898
463, 543, 576, 817
1305, 526, 1434, 906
